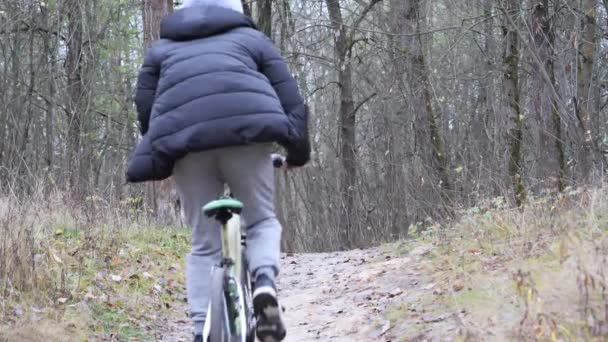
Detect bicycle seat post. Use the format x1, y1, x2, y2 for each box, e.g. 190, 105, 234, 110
213, 209, 232, 225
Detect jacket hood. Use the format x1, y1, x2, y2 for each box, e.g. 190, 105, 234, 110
181, 0, 244, 13
160, 6, 254, 41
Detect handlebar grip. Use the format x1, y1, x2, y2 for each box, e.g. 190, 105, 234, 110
271, 154, 286, 169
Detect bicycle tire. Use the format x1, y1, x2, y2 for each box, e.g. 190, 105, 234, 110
209, 266, 230, 342
241, 254, 255, 342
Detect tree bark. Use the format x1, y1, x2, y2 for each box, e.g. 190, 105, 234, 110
326, 0, 356, 248
575, 0, 599, 179
257, 0, 272, 37
242, 0, 252, 17
531, 0, 565, 191
409, 0, 452, 206
143, 0, 172, 49
65, 0, 86, 197
142, 0, 176, 223
502, 0, 526, 206
42, 0, 60, 171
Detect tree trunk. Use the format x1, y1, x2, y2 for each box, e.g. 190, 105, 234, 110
65, 0, 85, 197
242, 0, 252, 17
142, 0, 177, 223
16, 8, 37, 191
502, 0, 526, 206
531, 0, 564, 191
257, 0, 272, 37
411, 1, 452, 206
326, 0, 356, 248
143, 0, 172, 49
575, 0, 599, 179
42, 0, 60, 171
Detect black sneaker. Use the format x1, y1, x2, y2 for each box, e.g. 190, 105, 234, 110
253, 274, 286, 342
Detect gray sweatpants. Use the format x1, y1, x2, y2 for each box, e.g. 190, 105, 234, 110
173, 144, 282, 329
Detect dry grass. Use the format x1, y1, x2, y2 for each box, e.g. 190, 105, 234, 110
0, 189, 190, 341
387, 185, 608, 341
2, 184, 607, 341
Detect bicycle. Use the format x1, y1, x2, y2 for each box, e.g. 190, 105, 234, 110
201, 154, 287, 342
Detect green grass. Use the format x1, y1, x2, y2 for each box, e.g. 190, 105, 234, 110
88, 303, 151, 340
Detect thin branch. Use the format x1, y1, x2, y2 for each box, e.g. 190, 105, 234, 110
352, 92, 377, 117
0, 21, 67, 41
350, 0, 383, 35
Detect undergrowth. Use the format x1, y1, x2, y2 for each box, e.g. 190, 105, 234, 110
388, 186, 608, 341
2, 185, 607, 341
0, 190, 190, 341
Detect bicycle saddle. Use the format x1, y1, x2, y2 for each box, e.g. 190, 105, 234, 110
203, 196, 244, 218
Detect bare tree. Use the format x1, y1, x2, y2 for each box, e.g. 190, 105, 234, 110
501, 0, 526, 206
257, 0, 272, 37
65, 0, 87, 197
143, 0, 173, 49
575, 0, 599, 179
325, 0, 381, 248
141, 0, 178, 223
405, 0, 452, 206
531, 0, 565, 191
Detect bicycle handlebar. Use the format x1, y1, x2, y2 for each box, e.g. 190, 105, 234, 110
271, 153, 287, 169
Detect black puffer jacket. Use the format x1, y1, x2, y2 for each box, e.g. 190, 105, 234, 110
126, 6, 310, 183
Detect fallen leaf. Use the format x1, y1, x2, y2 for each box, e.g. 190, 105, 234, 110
369, 319, 391, 338
111, 256, 123, 267
50, 250, 63, 264
453, 280, 464, 292
389, 288, 404, 297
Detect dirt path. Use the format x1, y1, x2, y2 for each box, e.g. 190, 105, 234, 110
156, 244, 459, 342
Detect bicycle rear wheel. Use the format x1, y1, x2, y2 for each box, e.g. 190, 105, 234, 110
209, 266, 229, 342
241, 254, 255, 342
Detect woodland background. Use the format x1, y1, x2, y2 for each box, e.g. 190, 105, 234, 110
1, 0, 607, 252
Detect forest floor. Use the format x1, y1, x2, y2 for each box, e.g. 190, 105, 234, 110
1, 187, 607, 341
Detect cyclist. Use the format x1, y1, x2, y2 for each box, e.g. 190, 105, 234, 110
125, 0, 310, 340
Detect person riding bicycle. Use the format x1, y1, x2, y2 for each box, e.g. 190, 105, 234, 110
125, 0, 310, 340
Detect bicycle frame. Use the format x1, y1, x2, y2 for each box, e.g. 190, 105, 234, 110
223, 213, 243, 279
203, 209, 251, 341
